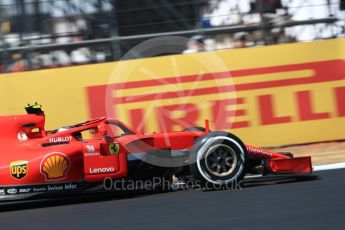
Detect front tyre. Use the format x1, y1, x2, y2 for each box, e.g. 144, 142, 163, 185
190, 132, 248, 189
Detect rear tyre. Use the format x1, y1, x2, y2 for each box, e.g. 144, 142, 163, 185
189, 131, 248, 190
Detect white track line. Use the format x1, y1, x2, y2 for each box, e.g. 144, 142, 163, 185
245, 175, 262, 179
313, 162, 345, 171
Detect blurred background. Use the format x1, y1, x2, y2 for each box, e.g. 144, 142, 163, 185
0, 0, 344, 73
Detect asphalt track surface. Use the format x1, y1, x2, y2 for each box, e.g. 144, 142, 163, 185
0, 169, 345, 230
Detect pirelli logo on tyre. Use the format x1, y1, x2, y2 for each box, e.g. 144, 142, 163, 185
10, 161, 28, 180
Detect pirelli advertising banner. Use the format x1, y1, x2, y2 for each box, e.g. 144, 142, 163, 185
1, 38, 345, 147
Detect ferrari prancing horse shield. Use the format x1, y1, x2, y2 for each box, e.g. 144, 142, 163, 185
109, 143, 120, 155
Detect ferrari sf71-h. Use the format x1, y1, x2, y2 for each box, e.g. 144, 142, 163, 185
0, 104, 312, 200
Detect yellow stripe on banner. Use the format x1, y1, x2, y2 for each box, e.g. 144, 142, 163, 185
233, 69, 314, 84
112, 78, 233, 98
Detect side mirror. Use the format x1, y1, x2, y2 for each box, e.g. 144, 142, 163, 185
89, 127, 99, 134
104, 135, 114, 142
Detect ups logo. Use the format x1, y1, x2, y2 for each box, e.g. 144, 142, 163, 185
10, 161, 28, 180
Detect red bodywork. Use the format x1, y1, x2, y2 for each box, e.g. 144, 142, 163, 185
0, 109, 312, 196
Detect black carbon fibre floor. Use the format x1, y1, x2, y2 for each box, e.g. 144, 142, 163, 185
0, 169, 345, 230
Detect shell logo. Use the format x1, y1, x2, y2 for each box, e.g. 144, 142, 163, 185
40, 153, 71, 181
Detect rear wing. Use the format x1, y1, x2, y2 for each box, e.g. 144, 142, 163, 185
25, 103, 44, 115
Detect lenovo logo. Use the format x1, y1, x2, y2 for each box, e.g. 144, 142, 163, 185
89, 167, 115, 174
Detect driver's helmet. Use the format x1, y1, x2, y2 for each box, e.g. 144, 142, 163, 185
57, 126, 70, 133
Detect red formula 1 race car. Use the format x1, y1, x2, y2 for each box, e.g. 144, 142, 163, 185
0, 104, 313, 200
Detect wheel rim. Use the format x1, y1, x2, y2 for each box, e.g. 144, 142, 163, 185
204, 144, 238, 177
